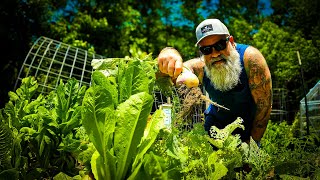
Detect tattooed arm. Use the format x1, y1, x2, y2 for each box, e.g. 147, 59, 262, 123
243, 46, 272, 142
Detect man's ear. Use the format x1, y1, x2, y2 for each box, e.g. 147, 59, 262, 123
229, 35, 234, 43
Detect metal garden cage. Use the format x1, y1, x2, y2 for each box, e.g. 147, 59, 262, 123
15, 36, 204, 128
300, 80, 320, 135
15, 36, 104, 94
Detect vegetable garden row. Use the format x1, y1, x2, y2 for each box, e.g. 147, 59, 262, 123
0, 56, 319, 180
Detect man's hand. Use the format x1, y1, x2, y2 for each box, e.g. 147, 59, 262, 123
158, 47, 183, 78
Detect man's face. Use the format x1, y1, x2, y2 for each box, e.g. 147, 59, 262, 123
199, 35, 242, 92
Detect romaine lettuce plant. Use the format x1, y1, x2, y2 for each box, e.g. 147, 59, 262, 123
82, 56, 166, 180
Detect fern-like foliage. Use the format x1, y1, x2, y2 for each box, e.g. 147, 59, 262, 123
0, 120, 13, 170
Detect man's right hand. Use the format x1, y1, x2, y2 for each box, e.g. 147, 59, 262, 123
157, 47, 183, 78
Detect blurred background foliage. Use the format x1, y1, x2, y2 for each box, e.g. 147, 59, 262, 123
0, 0, 319, 123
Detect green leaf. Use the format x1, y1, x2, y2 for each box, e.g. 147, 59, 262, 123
114, 92, 153, 180
142, 152, 167, 179
60, 106, 82, 135
75, 143, 96, 168
16, 77, 38, 101
0, 168, 19, 180
19, 127, 36, 135
118, 60, 155, 103
0, 121, 13, 169
38, 106, 58, 126
166, 135, 188, 163
4, 98, 28, 129
90, 151, 105, 180
11, 134, 22, 169
105, 148, 117, 179
90, 150, 115, 180
35, 107, 60, 165
59, 134, 81, 152
127, 160, 144, 180
207, 151, 228, 179
64, 78, 82, 108
53, 172, 73, 180
36, 134, 53, 168
91, 58, 119, 71
132, 109, 165, 170
82, 85, 114, 156
55, 78, 85, 124
23, 94, 44, 114
55, 81, 68, 123
8, 92, 19, 102
209, 162, 228, 179
91, 71, 118, 107
118, 61, 134, 102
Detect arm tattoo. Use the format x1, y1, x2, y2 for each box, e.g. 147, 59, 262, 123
247, 52, 272, 140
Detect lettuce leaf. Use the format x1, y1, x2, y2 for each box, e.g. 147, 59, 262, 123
114, 92, 153, 180
82, 85, 114, 156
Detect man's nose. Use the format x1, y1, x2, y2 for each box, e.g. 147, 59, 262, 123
210, 49, 221, 58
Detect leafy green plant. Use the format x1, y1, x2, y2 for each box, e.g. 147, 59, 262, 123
261, 120, 320, 178
82, 56, 167, 180
1, 77, 91, 179
4, 77, 39, 129
149, 117, 246, 180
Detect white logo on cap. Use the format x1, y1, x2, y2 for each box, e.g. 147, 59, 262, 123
201, 25, 213, 34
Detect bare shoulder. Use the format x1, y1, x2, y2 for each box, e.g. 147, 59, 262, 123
243, 46, 271, 90
243, 46, 268, 73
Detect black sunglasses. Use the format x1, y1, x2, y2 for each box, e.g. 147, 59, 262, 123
199, 36, 230, 55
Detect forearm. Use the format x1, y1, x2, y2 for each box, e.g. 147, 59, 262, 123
251, 104, 271, 141
183, 58, 205, 82
250, 75, 272, 141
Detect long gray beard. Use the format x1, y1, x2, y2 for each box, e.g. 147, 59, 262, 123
203, 48, 242, 92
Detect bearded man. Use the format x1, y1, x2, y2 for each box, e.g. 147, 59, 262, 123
157, 19, 272, 144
